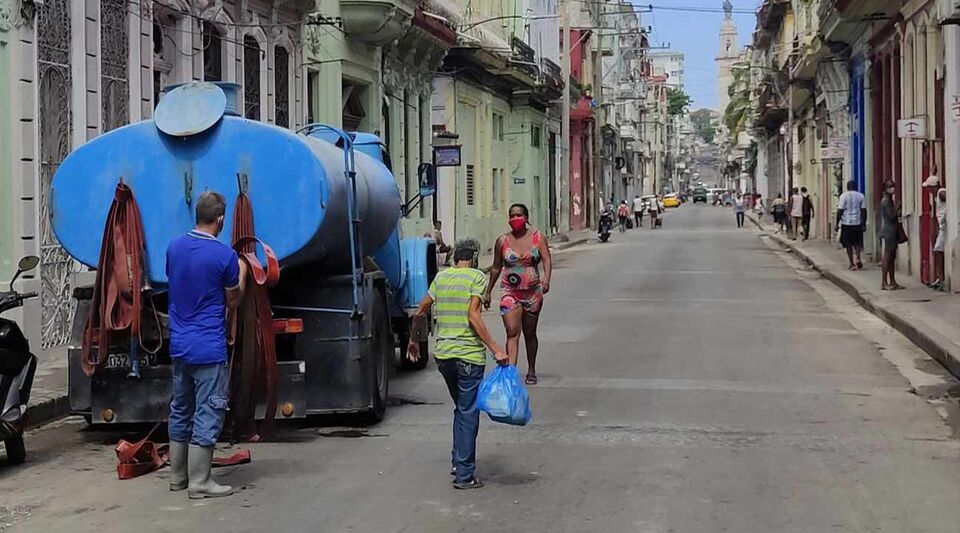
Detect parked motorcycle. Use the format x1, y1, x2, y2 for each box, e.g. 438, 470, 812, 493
598, 211, 613, 243
1, 256, 40, 465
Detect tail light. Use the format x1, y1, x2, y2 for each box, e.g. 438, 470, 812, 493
272, 318, 304, 334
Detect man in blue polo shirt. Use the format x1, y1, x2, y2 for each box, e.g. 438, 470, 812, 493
166, 190, 246, 499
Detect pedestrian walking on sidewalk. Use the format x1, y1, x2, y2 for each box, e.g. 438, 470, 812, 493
632, 195, 645, 227
408, 238, 509, 490
789, 187, 803, 240
880, 180, 904, 290
617, 201, 630, 233
484, 203, 553, 385
754, 193, 766, 219
837, 180, 866, 271
801, 187, 814, 240
772, 193, 787, 233
931, 187, 948, 290
733, 192, 746, 228
166, 191, 247, 499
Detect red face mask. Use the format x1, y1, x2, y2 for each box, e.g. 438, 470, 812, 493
508, 216, 527, 233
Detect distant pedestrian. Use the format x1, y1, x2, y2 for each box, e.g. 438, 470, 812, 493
931, 187, 947, 290
733, 192, 746, 228
754, 192, 766, 219
800, 187, 814, 240
425, 220, 452, 266
408, 238, 509, 490
617, 201, 630, 233
632, 194, 645, 227
772, 193, 787, 233
879, 180, 903, 290
789, 187, 803, 240
166, 191, 247, 499
836, 180, 866, 271
485, 203, 552, 385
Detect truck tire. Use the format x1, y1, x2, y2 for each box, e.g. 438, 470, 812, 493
366, 288, 391, 423
3, 434, 26, 465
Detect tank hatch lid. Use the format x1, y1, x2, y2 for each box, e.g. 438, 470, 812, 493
155, 81, 227, 137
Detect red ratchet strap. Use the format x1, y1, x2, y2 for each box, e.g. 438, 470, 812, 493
115, 424, 252, 480
82, 183, 160, 376
228, 193, 280, 442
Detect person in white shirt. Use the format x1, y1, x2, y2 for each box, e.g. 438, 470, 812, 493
632, 195, 645, 228
789, 187, 804, 240
931, 187, 947, 290
836, 180, 866, 270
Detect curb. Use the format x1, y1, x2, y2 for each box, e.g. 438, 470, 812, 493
26, 395, 71, 429
752, 216, 960, 379
553, 238, 590, 251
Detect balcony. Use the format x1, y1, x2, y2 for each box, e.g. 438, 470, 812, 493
340, 0, 417, 45
620, 124, 636, 141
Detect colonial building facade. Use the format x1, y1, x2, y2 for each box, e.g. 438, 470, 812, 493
0, 0, 312, 352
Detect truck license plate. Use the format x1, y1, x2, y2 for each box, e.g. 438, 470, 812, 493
104, 353, 156, 369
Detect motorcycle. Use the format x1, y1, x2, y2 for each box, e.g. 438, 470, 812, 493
1, 256, 40, 465
598, 211, 613, 242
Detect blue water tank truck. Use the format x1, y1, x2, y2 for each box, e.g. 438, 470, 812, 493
52, 82, 437, 424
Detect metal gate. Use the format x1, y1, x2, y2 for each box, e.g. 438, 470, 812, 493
37, 0, 77, 348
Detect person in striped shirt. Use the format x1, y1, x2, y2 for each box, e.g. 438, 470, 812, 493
408, 237, 508, 490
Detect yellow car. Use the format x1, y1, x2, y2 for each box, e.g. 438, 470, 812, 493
663, 194, 681, 208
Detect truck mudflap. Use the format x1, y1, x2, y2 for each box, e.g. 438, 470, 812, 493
68, 348, 307, 424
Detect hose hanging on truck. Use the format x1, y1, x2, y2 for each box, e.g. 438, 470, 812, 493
81, 182, 160, 376
228, 191, 280, 441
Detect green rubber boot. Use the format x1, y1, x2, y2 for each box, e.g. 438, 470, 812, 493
168, 441, 188, 491
187, 445, 233, 499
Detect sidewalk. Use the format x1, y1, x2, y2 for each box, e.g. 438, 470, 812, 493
25, 345, 70, 427
748, 212, 960, 379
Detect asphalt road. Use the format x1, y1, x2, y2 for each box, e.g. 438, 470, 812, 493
3, 205, 959, 533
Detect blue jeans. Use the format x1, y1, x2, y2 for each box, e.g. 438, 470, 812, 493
437, 358, 484, 484
168, 359, 229, 447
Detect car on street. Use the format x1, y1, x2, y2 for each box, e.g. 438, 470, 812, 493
663, 193, 681, 208
692, 187, 708, 203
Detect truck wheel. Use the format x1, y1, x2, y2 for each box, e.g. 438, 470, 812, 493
3, 434, 26, 465
366, 289, 391, 423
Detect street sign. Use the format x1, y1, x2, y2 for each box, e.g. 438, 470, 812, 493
433, 145, 462, 167
819, 139, 848, 160
897, 117, 927, 139
513, 177, 526, 185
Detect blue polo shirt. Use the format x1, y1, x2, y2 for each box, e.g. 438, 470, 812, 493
166, 230, 240, 365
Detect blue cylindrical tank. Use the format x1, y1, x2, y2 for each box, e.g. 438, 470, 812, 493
52, 116, 401, 284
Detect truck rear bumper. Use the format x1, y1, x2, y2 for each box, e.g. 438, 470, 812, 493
68, 348, 307, 424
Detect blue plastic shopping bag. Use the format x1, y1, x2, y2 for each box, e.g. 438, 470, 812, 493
476, 365, 532, 426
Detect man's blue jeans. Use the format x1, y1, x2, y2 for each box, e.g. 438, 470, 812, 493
168, 359, 229, 447
437, 358, 485, 484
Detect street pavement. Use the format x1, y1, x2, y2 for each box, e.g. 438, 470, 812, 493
2, 205, 959, 532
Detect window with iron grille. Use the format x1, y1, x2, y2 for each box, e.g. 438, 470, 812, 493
275, 46, 290, 128
531, 126, 541, 148
202, 22, 222, 81
466, 165, 475, 206
244, 37, 261, 120
100, 0, 128, 133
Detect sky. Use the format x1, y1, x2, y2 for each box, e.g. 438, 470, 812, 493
640, 1, 761, 110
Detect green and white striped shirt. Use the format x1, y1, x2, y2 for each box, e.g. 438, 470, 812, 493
428, 267, 488, 365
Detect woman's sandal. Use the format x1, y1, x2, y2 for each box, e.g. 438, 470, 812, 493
856, 260, 864, 270
525, 374, 538, 386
